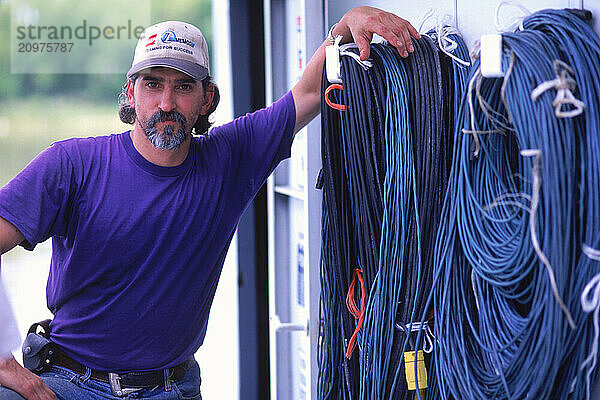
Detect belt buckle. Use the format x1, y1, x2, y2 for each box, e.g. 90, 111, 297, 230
108, 373, 140, 397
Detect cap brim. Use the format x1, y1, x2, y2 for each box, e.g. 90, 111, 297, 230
127, 57, 209, 80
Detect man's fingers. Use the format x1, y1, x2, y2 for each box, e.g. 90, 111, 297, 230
33, 379, 57, 400
404, 25, 415, 51
0, 357, 56, 400
341, 7, 421, 60
393, 25, 413, 55
390, 18, 419, 58
393, 15, 420, 40
20, 374, 56, 400
371, 15, 419, 58
378, 26, 409, 58
354, 33, 372, 61
407, 20, 421, 39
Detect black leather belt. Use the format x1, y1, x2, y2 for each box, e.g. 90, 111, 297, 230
53, 349, 191, 393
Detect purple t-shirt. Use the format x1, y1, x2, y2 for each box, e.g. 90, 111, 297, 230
0, 92, 295, 372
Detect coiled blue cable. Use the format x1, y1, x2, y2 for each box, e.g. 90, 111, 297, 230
425, 8, 600, 400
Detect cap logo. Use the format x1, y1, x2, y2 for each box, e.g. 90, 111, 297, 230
145, 33, 157, 47
160, 30, 196, 48
128, 22, 209, 79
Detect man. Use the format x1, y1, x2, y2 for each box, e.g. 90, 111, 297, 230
0, 6, 419, 399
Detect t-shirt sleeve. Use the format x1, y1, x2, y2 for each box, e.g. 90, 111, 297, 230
208, 91, 296, 196
0, 143, 76, 250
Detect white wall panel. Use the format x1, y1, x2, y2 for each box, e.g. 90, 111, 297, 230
373, 0, 456, 35
328, 0, 455, 34
328, 0, 590, 52
583, 1, 600, 36
457, 0, 572, 49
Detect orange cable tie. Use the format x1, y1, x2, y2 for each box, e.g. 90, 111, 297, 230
345, 268, 366, 359
325, 84, 346, 111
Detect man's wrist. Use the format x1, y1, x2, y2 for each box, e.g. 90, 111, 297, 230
0, 355, 16, 368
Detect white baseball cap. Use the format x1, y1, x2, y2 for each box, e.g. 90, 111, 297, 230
127, 21, 210, 80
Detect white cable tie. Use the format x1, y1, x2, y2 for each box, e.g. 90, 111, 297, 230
583, 244, 600, 261
494, 0, 531, 32
395, 321, 435, 353
395, 321, 429, 332
521, 149, 576, 329
531, 61, 585, 118
462, 129, 503, 135
519, 149, 539, 158
424, 15, 470, 67
582, 272, 600, 313
339, 43, 373, 70
417, 11, 472, 67
435, 20, 459, 52
435, 23, 471, 67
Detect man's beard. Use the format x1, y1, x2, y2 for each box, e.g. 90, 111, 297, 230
142, 110, 188, 150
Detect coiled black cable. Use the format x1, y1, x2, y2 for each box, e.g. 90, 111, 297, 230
318, 29, 469, 399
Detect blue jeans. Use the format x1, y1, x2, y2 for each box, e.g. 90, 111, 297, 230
0, 360, 202, 399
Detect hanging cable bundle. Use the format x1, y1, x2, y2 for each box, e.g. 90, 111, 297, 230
318, 40, 388, 400
318, 27, 469, 399
424, 8, 600, 400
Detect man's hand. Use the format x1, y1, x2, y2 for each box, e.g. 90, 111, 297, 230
335, 6, 420, 61
0, 356, 56, 400
291, 6, 419, 134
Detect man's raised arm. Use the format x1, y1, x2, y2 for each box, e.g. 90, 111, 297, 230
291, 6, 420, 134
0, 217, 25, 256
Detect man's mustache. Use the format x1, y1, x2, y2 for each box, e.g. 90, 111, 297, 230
147, 110, 187, 128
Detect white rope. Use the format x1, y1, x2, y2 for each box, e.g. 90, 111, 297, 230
581, 271, 600, 316
333, 34, 343, 47
583, 244, 600, 261
339, 43, 373, 70
471, 269, 481, 314
417, 8, 435, 34
531, 60, 585, 118
520, 149, 576, 329
467, 68, 482, 158
580, 248, 600, 400
494, 0, 531, 32
483, 192, 532, 213
434, 22, 471, 67
421, 12, 471, 67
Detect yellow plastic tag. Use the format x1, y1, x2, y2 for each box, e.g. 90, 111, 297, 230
404, 350, 428, 390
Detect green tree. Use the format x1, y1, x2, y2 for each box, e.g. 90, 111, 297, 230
0, 0, 212, 104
